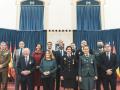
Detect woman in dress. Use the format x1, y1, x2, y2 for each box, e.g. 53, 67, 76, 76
32, 44, 45, 90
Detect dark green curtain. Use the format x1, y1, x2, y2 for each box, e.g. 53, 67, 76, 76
77, 5, 101, 31
19, 5, 44, 31
73, 29, 120, 65
0, 29, 47, 52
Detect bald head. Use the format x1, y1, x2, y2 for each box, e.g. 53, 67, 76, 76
23, 48, 30, 57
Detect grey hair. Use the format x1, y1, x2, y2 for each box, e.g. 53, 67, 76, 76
0, 41, 7, 46
23, 48, 30, 53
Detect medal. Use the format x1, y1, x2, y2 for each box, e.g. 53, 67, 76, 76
72, 59, 74, 64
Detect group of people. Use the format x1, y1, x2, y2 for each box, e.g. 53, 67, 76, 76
0, 40, 118, 90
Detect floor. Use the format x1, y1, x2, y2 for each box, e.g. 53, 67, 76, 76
6, 81, 120, 90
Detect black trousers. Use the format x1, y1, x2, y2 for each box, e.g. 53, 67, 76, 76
102, 75, 117, 90
74, 83, 78, 90
96, 76, 102, 90
21, 76, 34, 90
15, 72, 20, 90
42, 77, 55, 90
56, 69, 60, 90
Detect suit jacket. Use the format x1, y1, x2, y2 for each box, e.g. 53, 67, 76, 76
13, 48, 24, 69
55, 50, 66, 69
17, 55, 35, 78
99, 52, 118, 77
79, 54, 97, 77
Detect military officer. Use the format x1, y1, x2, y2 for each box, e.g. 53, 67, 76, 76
78, 45, 97, 90
60, 46, 78, 90
0, 42, 11, 90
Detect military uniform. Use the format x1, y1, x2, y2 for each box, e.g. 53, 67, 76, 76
0, 50, 11, 90
79, 54, 97, 90
60, 54, 78, 88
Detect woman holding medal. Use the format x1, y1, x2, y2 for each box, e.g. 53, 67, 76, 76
40, 50, 57, 90
78, 45, 98, 90
60, 46, 78, 90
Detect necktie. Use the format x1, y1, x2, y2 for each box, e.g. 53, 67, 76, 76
20, 48, 22, 56
107, 53, 110, 61
25, 57, 28, 66
60, 50, 62, 56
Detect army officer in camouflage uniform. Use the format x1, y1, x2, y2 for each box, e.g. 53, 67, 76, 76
0, 42, 11, 90
78, 45, 97, 90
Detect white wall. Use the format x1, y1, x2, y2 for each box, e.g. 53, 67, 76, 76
0, 0, 17, 29
0, 0, 120, 30
47, 0, 74, 30
104, 0, 120, 29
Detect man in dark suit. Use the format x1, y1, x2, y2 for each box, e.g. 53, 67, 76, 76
17, 48, 35, 90
57, 40, 66, 57
13, 41, 25, 90
100, 44, 118, 90
94, 40, 104, 90
70, 43, 77, 56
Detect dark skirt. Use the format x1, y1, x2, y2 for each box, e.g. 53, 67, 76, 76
33, 69, 42, 86
61, 78, 77, 88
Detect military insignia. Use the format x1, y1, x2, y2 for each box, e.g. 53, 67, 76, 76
64, 57, 66, 64
83, 59, 86, 62
72, 59, 75, 64
91, 61, 93, 64
64, 57, 66, 61
72, 53, 73, 55
3, 52, 9, 56
90, 59, 93, 64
